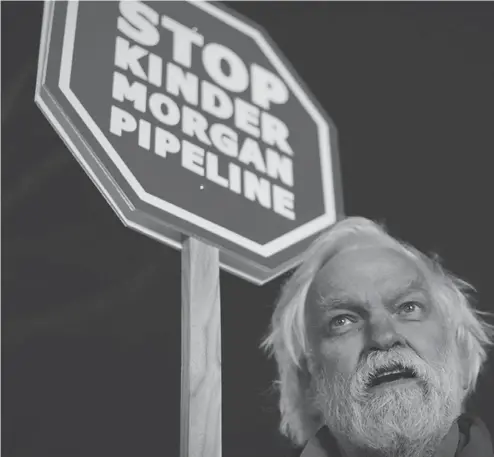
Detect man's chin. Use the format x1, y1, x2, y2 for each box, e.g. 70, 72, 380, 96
363, 383, 430, 418
331, 398, 444, 454
317, 383, 461, 456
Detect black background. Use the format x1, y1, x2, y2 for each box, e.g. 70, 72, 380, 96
2, 2, 494, 457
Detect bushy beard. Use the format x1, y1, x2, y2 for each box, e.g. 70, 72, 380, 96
312, 348, 464, 457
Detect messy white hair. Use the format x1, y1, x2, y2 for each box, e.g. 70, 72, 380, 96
262, 216, 494, 446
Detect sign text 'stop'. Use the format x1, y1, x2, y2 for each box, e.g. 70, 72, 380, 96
36, 0, 343, 284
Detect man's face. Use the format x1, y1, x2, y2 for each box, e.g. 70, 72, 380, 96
305, 242, 465, 455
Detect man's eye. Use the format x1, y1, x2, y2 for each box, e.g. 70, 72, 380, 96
398, 301, 422, 315
329, 315, 354, 328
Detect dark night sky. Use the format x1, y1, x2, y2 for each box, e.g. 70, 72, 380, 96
2, 2, 494, 457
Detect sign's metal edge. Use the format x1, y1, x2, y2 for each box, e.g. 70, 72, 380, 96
34, 1, 135, 215
34, 0, 338, 284
127, 206, 307, 285
34, 0, 54, 103
60, 0, 337, 258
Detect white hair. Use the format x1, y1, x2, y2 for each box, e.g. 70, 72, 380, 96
262, 216, 494, 446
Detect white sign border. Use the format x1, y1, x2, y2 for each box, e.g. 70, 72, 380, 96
58, 0, 337, 258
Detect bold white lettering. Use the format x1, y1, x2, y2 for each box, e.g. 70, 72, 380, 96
202, 43, 249, 93
147, 53, 163, 87
117, 1, 160, 47
229, 163, 241, 194
138, 119, 151, 150
210, 124, 238, 158
244, 170, 271, 209
160, 15, 204, 68
238, 138, 266, 173
154, 127, 180, 158
273, 185, 295, 220
266, 148, 293, 187
234, 98, 260, 138
149, 93, 180, 126
166, 62, 199, 106
114, 37, 148, 81
182, 140, 205, 176
261, 112, 293, 155
206, 152, 229, 188
112, 71, 147, 112
109, 105, 137, 136
181, 106, 211, 146
251, 63, 289, 109
201, 80, 233, 119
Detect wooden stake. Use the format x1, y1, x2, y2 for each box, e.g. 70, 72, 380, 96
181, 237, 222, 457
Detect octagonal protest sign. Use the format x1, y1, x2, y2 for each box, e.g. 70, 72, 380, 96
35, 0, 343, 285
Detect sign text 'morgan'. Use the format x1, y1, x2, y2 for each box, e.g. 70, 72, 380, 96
109, 1, 297, 220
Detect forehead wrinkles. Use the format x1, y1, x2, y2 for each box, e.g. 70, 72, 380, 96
310, 244, 429, 308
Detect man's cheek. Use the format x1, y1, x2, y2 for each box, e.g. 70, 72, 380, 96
316, 360, 354, 388
320, 342, 361, 376
402, 322, 449, 360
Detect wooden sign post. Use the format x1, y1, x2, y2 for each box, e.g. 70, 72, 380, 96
36, 1, 342, 456
181, 238, 222, 457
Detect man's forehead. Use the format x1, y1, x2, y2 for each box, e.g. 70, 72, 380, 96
310, 242, 429, 304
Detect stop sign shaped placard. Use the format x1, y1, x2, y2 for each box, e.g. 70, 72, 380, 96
36, 0, 343, 284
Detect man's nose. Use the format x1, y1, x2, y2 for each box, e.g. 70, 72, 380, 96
366, 313, 406, 351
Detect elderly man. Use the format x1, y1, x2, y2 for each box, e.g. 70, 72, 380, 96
264, 217, 493, 457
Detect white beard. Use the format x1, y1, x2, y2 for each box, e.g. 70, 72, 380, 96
312, 349, 464, 457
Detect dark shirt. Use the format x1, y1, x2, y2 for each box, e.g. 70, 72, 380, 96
300, 415, 493, 457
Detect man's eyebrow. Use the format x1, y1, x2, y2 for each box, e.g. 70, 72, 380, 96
315, 277, 428, 310
390, 277, 429, 300
317, 299, 369, 319
316, 292, 360, 310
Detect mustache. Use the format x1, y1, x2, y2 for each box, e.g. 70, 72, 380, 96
354, 349, 431, 389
